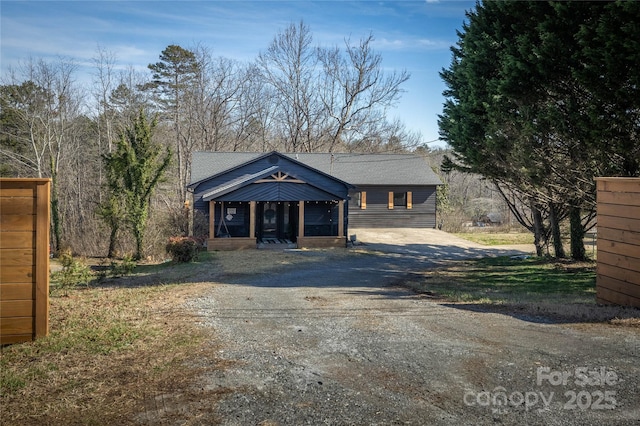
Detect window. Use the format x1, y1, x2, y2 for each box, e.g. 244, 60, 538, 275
393, 192, 406, 208
388, 191, 412, 209
215, 201, 249, 237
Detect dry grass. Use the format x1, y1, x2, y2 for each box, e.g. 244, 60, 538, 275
0, 281, 222, 425
212, 248, 338, 275
610, 317, 640, 327
453, 231, 534, 246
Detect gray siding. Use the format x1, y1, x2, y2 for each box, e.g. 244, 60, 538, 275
348, 186, 437, 229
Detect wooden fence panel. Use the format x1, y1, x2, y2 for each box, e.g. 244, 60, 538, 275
0, 178, 50, 345
597, 214, 640, 233
596, 178, 640, 307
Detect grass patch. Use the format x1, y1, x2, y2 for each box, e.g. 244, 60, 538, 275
454, 232, 534, 246
407, 256, 596, 303
403, 256, 639, 324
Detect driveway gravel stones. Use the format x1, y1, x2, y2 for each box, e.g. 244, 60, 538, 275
184, 229, 640, 425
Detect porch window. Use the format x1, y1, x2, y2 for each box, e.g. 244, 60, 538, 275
214, 201, 250, 237
304, 201, 339, 236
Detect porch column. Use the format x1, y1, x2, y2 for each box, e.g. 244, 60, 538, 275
298, 201, 305, 238
209, 201, 215, 239
249, 201, 256, 238
338, 200, 344, 237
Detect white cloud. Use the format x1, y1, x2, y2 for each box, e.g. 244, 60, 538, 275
377, 38, 406, 49
375, 36, 449, 52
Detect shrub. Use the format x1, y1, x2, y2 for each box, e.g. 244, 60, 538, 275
51, 253, 94, 295
166, 237, 200, 263
109, 254, 137, 277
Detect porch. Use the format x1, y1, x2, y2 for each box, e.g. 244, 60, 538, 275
206, 200, 346, 250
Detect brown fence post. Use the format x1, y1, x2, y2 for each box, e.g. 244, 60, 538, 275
35, 180, 50, 338
0, 178, 50, 344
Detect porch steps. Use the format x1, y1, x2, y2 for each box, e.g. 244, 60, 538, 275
257, 238, 297, 249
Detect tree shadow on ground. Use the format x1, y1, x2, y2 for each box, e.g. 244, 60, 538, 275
81, 243, 640, 328
86, 240, 533, 291
353, 241, 532, 263
439, 302, 640, 326
87, 257, 222, 289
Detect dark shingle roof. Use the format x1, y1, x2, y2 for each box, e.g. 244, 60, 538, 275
190, 152, 264, 185
190, 151, 442, 187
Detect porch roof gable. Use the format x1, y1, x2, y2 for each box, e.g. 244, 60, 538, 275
201, 166, 278, 201
191, 152, 352, 204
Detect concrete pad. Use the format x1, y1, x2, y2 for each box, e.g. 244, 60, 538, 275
349, 227, 536, 261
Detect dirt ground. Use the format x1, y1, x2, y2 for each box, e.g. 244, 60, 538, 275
157, 229, 640, 425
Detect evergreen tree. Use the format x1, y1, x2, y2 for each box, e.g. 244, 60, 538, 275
102, 109, 172, 260
145, 45, 200, 202
439, 1, 640, 260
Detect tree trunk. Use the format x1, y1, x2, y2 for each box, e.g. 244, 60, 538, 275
107, 224, 119, 258
549, 203, 565, 258
569, 205, 587, 261
50, 157, 63, 254
134, 231, 143, 261
132, 205, 147, 261
532, 205, 545, 257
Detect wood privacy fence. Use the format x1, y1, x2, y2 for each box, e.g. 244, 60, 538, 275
0, 178, 50, 344
596, 177, 640, 307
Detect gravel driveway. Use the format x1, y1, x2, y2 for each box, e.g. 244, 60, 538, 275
187, 229, 640, 425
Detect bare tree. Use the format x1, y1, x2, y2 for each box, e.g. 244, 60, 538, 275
109, 67, 152, 127
186, 46, 246, 152
237, 63, 277, 152
257, 21, 323, 152
318, 34, 410, 151
91, 46, 118, 155
0, 57, 82, 252
58, 115, 105, 255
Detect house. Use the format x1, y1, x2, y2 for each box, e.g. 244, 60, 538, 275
188, 151, 442, 250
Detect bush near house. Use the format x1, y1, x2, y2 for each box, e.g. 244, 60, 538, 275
166, 237, 200, 263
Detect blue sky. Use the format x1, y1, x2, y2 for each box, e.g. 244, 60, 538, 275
1, 0, 474, 148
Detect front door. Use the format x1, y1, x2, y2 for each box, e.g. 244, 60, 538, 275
257, 202, 297, 241
261, 202, 278, 239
